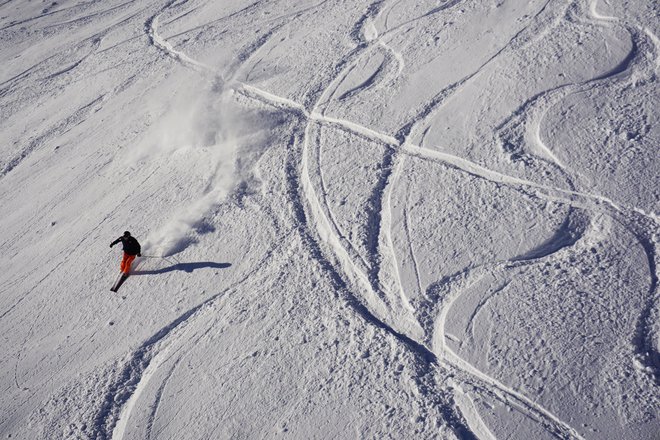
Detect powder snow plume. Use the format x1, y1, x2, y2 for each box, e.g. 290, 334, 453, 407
130, 78, 279, 257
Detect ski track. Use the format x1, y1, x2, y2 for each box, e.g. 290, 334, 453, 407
40, 0, 138, 31
432, 259, 588, 440
0, 6, 155, 175
336, 56, 385, 101
310, 117, 392, 297
301, 120, 390, 318
0, 94, 106, 178
377, 0, 464, 38
291, 3, 580, 438
0, 0, 102, 31
0, 33, 141, 98
443, 349, 588, 440
124, 316, 217, 440
0, 159, 163, 325
421, 210, 593, 437
495, 0, 656, 198
103, 238, 286, 440
313, 123, 374, 277
381, 154, 414, 312
395, 0, 555, 144
145, 1, 214, 75
348, 0, 385, 46
9, 188, 138, 391
289, 6, 472, 432
494, 16, 640, 175
53, 0, 658, 438
463, 280, 511, 346
285, 133, 479, 438
630, 229, 660, 384
497, 1, 660, 382
144, 357, 183, 440
301, 6, 418, 319
296, 8, 404, 332
589, 0, 617, 23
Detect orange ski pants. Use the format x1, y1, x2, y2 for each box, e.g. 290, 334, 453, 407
120, 253, 136, 274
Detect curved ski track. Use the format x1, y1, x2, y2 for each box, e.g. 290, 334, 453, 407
95, 1, 660, 439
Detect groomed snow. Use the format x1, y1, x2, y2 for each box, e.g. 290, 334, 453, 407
0, 0, 658, 439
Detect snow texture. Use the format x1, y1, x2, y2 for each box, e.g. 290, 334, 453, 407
0, 0, 658, 439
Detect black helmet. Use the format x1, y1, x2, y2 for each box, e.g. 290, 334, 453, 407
123, 231, 131, 237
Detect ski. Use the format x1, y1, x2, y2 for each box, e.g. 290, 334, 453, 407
110, 273, 129, 292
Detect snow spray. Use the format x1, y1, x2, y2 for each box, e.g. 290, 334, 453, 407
131, 78, 278, 257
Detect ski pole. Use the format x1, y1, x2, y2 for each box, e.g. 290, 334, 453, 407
140, 254, 181, 265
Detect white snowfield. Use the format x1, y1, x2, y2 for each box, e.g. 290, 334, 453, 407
0, 0, 658, 438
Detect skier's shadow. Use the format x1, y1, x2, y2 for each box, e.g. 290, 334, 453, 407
133, 261, 231, 275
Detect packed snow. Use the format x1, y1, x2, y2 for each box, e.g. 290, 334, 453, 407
0, 0, 658, 439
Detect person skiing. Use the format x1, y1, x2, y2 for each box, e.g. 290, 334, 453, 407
110, 231, 141, 274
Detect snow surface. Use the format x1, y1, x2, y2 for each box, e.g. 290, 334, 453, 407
0, 0, 658, 439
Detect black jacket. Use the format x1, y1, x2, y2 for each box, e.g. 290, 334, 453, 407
111, 236, 141, 256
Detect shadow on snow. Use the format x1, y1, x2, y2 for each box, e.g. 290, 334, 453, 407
133, 261, 231, 275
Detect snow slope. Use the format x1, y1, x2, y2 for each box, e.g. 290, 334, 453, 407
0, 0, 658, 439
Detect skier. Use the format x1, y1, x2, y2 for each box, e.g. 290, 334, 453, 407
110, 231, 141, 274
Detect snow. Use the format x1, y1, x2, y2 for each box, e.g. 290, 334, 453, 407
0, 0, 658, 439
